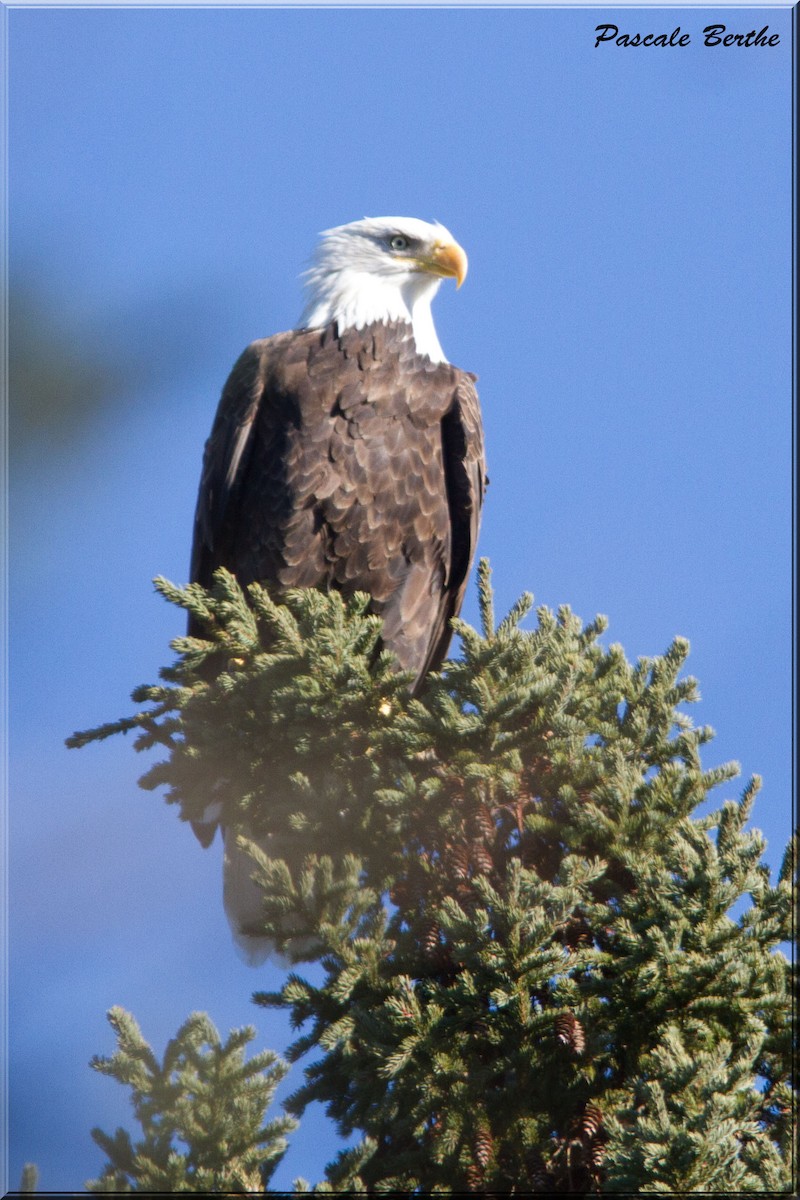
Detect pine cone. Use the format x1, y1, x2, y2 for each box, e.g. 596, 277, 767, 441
447, 844, 471, 879
580, 1102, 603, 1140
421, 918, 441, 957
471, 841, 494, 875
555, 1012, 586, 1055
473, 1122, 493, 1168
468, 800, 495, 840
416, 919, 455, 974
465, 1162, 484, 1190
589, 1131, 607, 1169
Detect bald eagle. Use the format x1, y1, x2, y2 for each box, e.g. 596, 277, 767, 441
190, 216, 486, 962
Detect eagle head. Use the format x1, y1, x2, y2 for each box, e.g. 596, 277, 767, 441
298, 216, 468, 363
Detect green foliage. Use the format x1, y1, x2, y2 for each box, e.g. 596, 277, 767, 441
74, 563, 795, 1193
69, 571, 415, 880
86, 1007, 295, 1192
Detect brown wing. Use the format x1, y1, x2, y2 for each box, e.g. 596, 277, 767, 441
189, 331, 295, 619
413, 371, 486, 687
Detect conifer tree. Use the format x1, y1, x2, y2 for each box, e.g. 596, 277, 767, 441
71, 563, 795, 1193
86, 1007, 295, 1192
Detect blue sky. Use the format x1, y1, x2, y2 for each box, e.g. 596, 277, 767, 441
6, 4, 793, 1191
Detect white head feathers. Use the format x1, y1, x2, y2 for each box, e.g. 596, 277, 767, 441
298, 216, 467, 364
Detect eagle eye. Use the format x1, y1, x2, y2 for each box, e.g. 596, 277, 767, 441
389, 234, 410, 252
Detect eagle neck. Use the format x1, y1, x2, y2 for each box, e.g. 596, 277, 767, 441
298, 269, 448, 364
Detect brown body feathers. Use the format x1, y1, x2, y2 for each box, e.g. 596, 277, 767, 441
190, 319, 486, 691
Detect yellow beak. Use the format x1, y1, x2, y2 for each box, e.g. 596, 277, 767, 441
419, 239, 468, 289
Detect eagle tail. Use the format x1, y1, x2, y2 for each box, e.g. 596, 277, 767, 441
222, 828, 318, 966
222, 830, 277, 965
